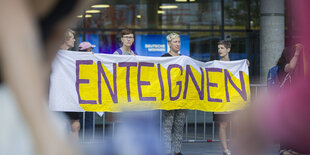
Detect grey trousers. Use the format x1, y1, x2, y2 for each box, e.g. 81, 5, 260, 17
162, 110, 187, 153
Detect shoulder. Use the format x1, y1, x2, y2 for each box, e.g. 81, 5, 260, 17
161, 53, 172, 57
113, 51, 120, 55
114, 48, 122, 55
132, 50, 138, 55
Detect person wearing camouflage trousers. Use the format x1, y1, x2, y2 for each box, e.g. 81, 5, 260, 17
162, 110, 187, 155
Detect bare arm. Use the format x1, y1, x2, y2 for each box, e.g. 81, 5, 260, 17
284, 44, 303, 73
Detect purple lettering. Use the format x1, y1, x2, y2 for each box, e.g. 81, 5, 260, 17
157, 64, 165, 101
224, 69, 247, 102
119, 62, 138, 102
205, 68, 223, 102
137, 62, 156, 101
167, 64, 183, 101
183, 65, 205, 100
76, 60, 97, 104
97, 62, 118, 104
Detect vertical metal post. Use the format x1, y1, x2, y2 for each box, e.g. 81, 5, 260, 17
203, 112, 206, 140
112, 122, 115, 137
159, 110, 162, 141
82, 112, 85, 142
212, 121, 215, 141
102, 112, 105, 141
221, 0, 225, 40
194, 110, 197, 140
92, 112, 95, 140
185, 112, 188, 140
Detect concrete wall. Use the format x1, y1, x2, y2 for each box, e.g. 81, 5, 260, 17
260, 0, 285, 82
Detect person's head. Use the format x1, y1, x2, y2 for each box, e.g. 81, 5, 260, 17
78, 42, 95, 52
62, 29, 76, 50
167, 32, 181, 53
218, 40, 231, 58
277, 45, 297, 66
121, 28, 134, 48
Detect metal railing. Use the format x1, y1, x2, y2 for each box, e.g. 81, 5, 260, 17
80, 84, 267, 143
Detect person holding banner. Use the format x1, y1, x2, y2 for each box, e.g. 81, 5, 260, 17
161, 32, 186, 155
60, 29, 76, 50
113, 28, 137, 55
214, 40, 249, 155
78, 41, 95, 140
60, 29, 82, 141
79, 41, 95, 54
213, 40, 233, 155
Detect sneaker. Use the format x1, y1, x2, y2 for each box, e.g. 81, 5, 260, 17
223, 149, 231, 155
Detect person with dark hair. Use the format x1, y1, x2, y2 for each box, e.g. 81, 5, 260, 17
214, 40, 249, 155
214, 40, 233, 155
161, 32, 186, 155
275, 44, 304, 155
277, 44, 303, 89
113, 28, 137, 55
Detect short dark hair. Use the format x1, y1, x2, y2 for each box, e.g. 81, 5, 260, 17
121, 28, 134, 37
218, 40, 231, 49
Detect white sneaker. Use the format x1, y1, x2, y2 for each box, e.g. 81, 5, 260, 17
223, 149, 231, 155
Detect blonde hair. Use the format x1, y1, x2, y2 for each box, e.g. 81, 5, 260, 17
64, 28, 75, 41
166, 32, 180, 42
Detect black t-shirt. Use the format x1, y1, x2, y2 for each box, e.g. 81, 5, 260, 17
161, 53, 173, 57
161, 53, 181, 57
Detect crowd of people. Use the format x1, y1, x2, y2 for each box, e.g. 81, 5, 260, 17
59, 26, 308, 155
59, 27, 251, 155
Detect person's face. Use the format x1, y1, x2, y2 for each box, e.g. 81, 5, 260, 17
121, 33, 134, 47
218, 44, 230, 58
87, 48, 93, 52
168, 37, 181, 53
66, 33, 75, 48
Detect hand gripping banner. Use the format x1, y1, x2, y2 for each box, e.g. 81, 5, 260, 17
49, 50, 250, 112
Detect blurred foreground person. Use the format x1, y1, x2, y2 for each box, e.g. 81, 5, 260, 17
232, 44, 309, 155
0, 0, 92, 155
269, 44, 305, 155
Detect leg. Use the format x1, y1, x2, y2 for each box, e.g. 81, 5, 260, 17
162, 110, 175, 154
84, 112, 94, 140
70, 120, 80, 141
219, 121, 229, 151
171, 110, 187, 153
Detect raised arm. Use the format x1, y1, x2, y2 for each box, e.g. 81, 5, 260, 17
284, 44, 303, 73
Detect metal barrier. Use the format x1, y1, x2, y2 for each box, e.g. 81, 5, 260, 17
80, 84, 267, 143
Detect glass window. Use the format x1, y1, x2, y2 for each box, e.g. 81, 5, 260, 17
224, 0, 248, 30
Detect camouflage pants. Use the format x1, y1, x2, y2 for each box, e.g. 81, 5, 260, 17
162, 110, 187, 153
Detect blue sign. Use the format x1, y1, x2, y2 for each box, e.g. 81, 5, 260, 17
135, 34, 190, 56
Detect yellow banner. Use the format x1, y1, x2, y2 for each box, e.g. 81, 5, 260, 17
75, 59, 250, 112
49, 51, 250, 112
